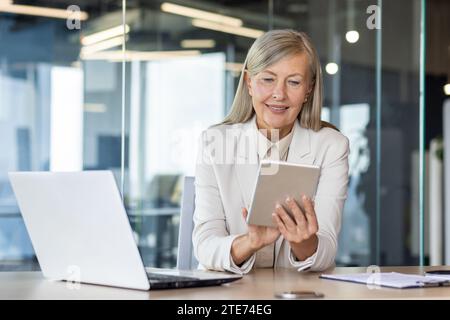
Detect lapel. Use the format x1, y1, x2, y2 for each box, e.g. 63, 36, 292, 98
234, 117, 314, 210
234, 118, 259, 209
286, 119, 314, 165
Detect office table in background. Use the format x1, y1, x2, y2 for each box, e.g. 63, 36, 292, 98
1, 266, 450, 299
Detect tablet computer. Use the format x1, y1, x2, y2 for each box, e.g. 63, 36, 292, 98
246, 160, 320, 228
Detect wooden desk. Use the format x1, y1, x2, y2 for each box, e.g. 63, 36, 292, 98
1, 266, 450, 300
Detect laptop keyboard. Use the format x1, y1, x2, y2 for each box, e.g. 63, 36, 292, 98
146, 272, 205, 289
146, 272, 200, 282
145, 271, 240, 289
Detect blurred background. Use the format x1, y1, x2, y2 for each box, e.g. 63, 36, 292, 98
0, 0, 448, 271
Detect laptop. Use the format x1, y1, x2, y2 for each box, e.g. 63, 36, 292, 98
8, 171, 242, 291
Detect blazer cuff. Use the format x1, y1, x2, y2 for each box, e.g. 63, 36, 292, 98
224, 234, 256, 275
288, 235, 321, 271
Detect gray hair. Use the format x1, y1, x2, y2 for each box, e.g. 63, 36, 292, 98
221, 29, 324, 131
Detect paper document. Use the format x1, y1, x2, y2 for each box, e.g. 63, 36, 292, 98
320, 272, 450, 289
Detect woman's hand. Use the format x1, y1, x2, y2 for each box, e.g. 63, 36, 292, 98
230, 208, 280, 266
242, 208, 280, 251
272, 195, 319, 261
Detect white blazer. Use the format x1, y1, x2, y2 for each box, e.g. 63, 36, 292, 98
193, 116, 349, 274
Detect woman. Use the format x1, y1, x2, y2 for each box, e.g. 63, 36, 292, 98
193, 29, 349, 274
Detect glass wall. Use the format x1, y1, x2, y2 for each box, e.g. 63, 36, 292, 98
0, 1, 123, 270
0, 0, 425, 270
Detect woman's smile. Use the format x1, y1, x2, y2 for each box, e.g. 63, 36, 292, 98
265, 103, 290, 114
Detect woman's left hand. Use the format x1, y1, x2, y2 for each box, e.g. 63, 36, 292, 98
272, 195, 318, 244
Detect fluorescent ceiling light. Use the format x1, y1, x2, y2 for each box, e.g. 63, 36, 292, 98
82, 25, 130, 46
84, 103, 107, 113
225, 62, 244, 73
81, 36, 125, 55
161, 2, 242, 27
0, 3, 89, 20
80, 50, 201, 61
192, 19, 263, 39
181, 39, 216, 49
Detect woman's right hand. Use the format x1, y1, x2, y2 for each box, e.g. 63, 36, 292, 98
242, 208, 280, 250
230, 208, 281, 266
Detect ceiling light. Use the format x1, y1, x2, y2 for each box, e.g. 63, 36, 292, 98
181, 39, 216, 49
84, 103, 107, 113
81, 36, 125, 55
0, 3, 88, 20
225, 62, 244, 73
345, 30, 359, 43
325, 63, 339, 75
161, 2, 242, 27
80, 50, 201, 62
444, 83, 450, 96
225, 62, 244, 77
192, 19, 263, 39
82, 25, 130, 46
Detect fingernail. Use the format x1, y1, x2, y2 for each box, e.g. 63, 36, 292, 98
302, 195, 308, 201
285, 197, 291, 203
275, 203, 281, 209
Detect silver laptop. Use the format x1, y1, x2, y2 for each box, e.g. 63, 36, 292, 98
8, 171, 241, 291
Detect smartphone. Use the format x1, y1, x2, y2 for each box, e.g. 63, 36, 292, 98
274, 291, 324, 299
425, 270, 450, 275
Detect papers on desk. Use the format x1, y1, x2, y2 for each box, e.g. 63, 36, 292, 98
320, 272, 450, 289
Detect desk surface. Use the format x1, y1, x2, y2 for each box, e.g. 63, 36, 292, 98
2, 266, 450, 300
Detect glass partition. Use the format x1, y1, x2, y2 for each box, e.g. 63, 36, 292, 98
0, 0, 425, 270
122, 0, 425, 268
0, 1, 124, 270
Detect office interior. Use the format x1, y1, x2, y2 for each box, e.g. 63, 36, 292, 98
0, 0, 449, 272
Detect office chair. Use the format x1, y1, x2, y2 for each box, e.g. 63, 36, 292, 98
146, 174, 180, 208
176, 176, 198, 270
